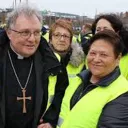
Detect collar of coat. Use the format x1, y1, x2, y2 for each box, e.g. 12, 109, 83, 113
69, 42, 85, 67
78, 67, 121, 87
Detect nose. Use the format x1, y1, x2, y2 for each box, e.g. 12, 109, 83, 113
60, 35, 65, 40
93, 54, 101, 62
28, 33, 36, 42
100, 28, 106, 32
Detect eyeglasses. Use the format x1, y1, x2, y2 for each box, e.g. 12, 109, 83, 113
10, 29, 42, 39
52, 33, 70, 40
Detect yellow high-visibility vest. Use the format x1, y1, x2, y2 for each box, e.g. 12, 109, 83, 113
61, 75, 128, 128
119, 54, 128, 80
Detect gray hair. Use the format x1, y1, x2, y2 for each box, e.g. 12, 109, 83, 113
6, 3, 43, 29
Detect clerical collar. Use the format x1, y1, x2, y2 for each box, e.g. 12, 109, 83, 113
10, 44, 24, 59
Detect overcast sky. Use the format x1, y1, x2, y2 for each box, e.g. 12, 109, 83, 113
0, 0, 127, 18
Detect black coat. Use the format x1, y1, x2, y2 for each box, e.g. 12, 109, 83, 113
0, 31, 63, 128
39, 40, 69, 127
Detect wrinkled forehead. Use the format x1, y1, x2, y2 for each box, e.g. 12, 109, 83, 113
90, 39, 114, 52
12, 14, 42, 29
11, 14, 41, 27
54, 27, 70, 35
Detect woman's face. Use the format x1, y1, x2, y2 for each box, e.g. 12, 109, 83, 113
87, 39, 120, 82
50, 27, 71, 52
95, 19, 115, 33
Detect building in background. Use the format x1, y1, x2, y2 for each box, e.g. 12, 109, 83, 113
0, 5, 128, 34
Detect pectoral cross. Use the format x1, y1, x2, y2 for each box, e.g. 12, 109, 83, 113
17, 89, 31, 113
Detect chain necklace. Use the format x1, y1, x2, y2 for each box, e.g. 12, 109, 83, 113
8, 50, 33, 113
8, 50, 33, 89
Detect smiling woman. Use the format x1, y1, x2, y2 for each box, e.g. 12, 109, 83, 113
61, 30, 128, 128
91, 14, 128, 80
87, 31, 122, 83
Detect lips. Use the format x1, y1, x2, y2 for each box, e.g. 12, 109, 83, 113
26, 45, 35, 47
93, 64, 102, 66
92, 64, 103, 68
58, 43, 65, 46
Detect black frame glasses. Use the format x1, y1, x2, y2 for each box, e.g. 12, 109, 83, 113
52, 33, 71, 40
10, 29, 42, 39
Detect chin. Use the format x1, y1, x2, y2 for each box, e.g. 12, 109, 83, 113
91, 70, 101, 75
23, 51, 35, 57
56, 48, 67, 52
92, 72, 100, 76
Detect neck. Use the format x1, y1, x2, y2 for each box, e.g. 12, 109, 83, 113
90, 75, 100, 84
50, 43, 70, 57
10, 43, 24, 59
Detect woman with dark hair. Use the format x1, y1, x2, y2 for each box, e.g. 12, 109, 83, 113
61, 30, 128, 128
91, 14, 128, 80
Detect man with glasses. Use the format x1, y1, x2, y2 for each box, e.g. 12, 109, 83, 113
9, 29, 42, 39
38, 19, 85, 128
0, 3, 63, 128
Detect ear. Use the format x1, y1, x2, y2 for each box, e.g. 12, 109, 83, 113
6, 29, 12, 40
116, 53, 122, 66
49, 38, 52, 44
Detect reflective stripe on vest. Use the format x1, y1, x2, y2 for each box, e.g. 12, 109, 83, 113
61, 75, 128, 128
84, 33, 92, 40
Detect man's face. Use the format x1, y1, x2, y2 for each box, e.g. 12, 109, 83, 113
87, 39, 120, 79
50, 27, 71, 53
7, 14, 42, 57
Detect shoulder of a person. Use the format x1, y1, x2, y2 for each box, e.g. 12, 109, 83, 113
40, 36, 48, 44
98, 92, 128, 127
78, 69, 89, 79
101, 92, 128, 118
0, 30, 9, 49
113, 92, 128, 105
105, 92, 128, 108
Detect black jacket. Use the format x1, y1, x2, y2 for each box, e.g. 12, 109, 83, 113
39, 42, 69, 128
71, 67, 128, 128
0, 31, 65, 128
